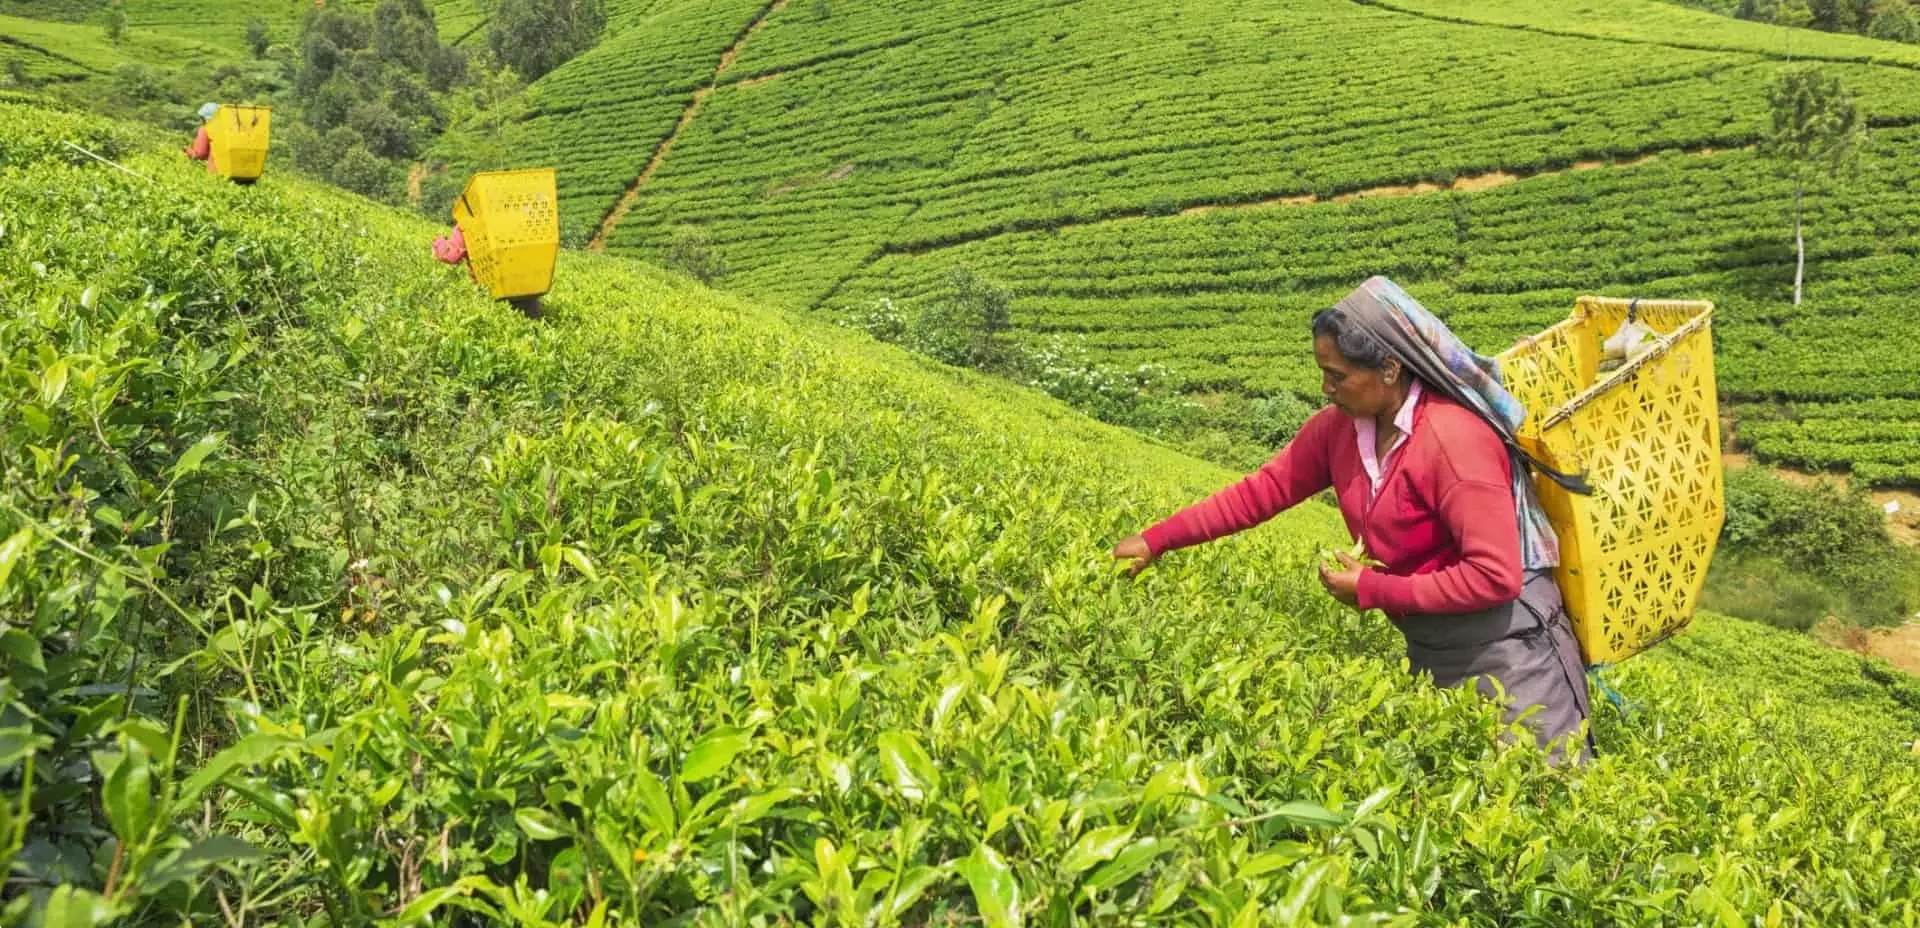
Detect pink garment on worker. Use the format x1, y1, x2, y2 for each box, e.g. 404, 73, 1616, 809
185, 125, 216, 174
432, 225, 467, 264
1355, 380, 1423, 499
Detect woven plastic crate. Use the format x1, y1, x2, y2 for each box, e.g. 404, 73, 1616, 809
1498, 297, 1724, 666
204, 105, 271, 181
451, 169, 559, 300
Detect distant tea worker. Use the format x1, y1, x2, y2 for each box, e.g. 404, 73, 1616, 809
432, 223, 468, 267
1112, 276, 1594, 765
183, 102, 219, 174
432, 221, 542, 319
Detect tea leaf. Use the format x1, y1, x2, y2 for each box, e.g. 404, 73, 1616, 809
877, 730, 940, 802
682, 727, 752, 783
1059, 824, 1134, 874
514, 808, 567, 841
958, 844, 1021, 928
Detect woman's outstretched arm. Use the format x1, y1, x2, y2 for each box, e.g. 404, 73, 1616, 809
1134, 407, 1342, 559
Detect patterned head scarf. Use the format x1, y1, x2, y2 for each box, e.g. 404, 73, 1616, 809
197, 102, 220, 122
1330, 276, 1589, 569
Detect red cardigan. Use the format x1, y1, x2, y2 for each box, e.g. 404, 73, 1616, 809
1142, 392, 1524, 617
184, 125, 216, 174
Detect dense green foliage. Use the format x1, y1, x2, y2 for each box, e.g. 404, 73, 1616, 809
0, 0, 533, 207
485, 0, 608, 81
1708, 468, 1919, 627
279, 1, 475, 197
1664, 0, 1920, 43
0, 12, 231, 90
6, 99, 1920, 925
1377, 0, 1920, 59
842, 275, 1313, 471
12, 0, 1920, 481
417, 0, 1920, 484
0, 1, 484, 59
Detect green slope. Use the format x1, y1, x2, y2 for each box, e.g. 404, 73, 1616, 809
0, 0, 486, 57
444, 0, 1920, 484
0, 12, 235, 81
431, 0, 784, 243
7, 99, 1920, 924
1367, 0, 1920, 65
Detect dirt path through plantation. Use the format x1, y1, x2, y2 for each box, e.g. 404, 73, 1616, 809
1179, 150, 1699, 217
892, 144, 1742, 257
589, 0, 791, 251
1816, 618, 1920, 676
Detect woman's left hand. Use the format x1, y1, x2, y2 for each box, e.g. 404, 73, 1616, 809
1318, 552, 1364, 607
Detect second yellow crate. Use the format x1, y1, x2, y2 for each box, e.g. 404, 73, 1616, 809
451, 169, 559, 300
205, 104, 271, 182
1498, 297, 1725, 666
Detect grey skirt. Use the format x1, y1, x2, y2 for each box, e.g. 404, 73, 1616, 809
1395, 570, 1593, 765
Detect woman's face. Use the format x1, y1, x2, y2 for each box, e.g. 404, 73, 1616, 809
1315, 335, 1401, 420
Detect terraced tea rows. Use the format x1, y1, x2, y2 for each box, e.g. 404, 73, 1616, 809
482, 0, 1920, 483
434, 0, 774, 243
1366, 0, 1920, 65
0, 12, 231, 81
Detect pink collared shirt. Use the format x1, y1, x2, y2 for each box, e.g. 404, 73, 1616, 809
1355, 381, 1422, 499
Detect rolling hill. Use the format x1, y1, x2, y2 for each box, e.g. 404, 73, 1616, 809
421, 0, 1920, 485
5, 95, 1920, 924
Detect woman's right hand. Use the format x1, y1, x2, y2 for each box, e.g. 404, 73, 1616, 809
1112, 534, 1157, 578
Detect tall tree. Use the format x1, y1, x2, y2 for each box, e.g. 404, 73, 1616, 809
102, 0, 126, 44
373, 0, 439, 74
487, 0, 606, 81
1739, 0, 1814, 27
1870, 0, 1920, 42
245, 16, 272, 58
1763, 67, 1865, 307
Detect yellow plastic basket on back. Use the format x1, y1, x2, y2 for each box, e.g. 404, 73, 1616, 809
1497, 297, 1724, 666
451, 169, 559, 301
205, 105, 271, 182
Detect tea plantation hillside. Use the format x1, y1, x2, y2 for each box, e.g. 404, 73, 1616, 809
429, 0, 1920, 485
0, 0, 490, 53
0, 1, 488, 112
0, 12, 236, 86
7, 101, 1920, 924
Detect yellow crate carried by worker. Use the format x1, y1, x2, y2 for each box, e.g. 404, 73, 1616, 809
1498, 297, 1724, 666
205, 104, 271, 182
451, 168, 559, 302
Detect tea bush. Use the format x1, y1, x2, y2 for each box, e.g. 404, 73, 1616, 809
3, 102, 1919, 925
1709, 467, 1919, 627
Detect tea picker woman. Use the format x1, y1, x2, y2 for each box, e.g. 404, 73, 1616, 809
183, 102, 219, 174
1112, 277, 1594, 765
430, 224, 543, 319
432, 223, 469, 269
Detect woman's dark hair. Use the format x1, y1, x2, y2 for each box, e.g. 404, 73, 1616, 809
1311, 307, 1392, 369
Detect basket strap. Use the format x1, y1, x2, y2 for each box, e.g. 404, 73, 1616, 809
1586, 663, 1636, 718
1510, 443, 1592, 495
